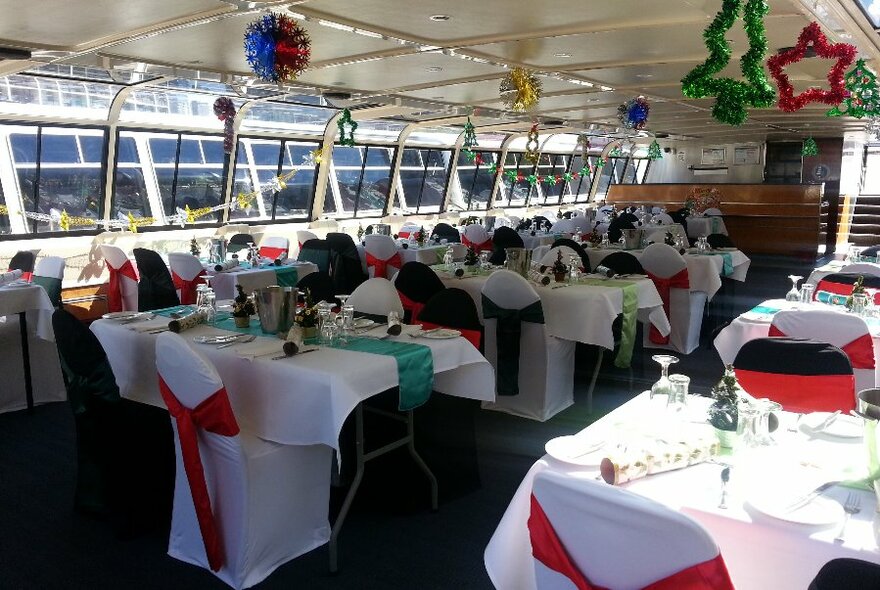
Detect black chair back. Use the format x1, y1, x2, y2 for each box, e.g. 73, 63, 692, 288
707, 233, 734, 249
431, 223, 460, 243
133, 248, 179, 311
860, 245, 880, 259
395, 262, 445, 323
618, 212, 639, 225
532, 216, 551, 231
490, 226, 525, 265
33, 275, 63, 307
296, 271, 337, 306
550, 238, 591, 272
297, 238, 331, 273
227, 233, 254, 254
607, 218, 635, 243
8, 250, 35, 274
809, 558, 880, 590
598, 252, 644, 275
326, 232, 367, 295
418, 288, 482, 350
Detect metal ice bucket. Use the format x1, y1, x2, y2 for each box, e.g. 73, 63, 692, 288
253, 286, 298, 334
208, 237, 227, 264
374, 223, 391, 236
857, 388, 880, 510
505, 247, 531, 278
621, 228, 643, 250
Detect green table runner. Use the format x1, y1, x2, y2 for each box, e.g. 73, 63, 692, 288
749, 305, 781, 315
702, 251, 734, 276
576, 278, 639, 368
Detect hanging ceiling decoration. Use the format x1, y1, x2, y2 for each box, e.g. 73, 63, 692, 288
802, 137, 819, 156
617, 96, 650, 131
827, 58, 880, 118
243, 12, 311, 84
213, 97, 236, 154
337, 109, 358, 147
499, 67, 542, 112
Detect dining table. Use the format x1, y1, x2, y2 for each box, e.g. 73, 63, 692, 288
807, 259, 880, 286
484, 391, 880, 590
0, 282, 65, 413
207, 260, 317, 300
686, 215, 728, 239
356, 242, 468, 274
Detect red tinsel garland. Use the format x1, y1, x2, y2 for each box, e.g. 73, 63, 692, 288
767, 22, 856, 112
213, 97, 236, 154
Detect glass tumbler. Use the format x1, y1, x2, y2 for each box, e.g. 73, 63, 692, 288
667, 374, 690, 411
800, 283, 815, 304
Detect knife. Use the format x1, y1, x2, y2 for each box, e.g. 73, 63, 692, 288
783, 480, 840, 513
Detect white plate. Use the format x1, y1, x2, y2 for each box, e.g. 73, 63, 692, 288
102, 311, 149, 321
801, 412, 863, 439
420, 328, 461, 339
748, 491, 844, 526
353, 318, 376, 329
193, 334, 243, 344
544, 435, 607, 467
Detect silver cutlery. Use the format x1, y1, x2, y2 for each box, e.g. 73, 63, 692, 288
835, 492, 861, 542
217, 334, 256, 349
783, 480, 841, 513
807, 410, 841, 438
409, 328, 443, 338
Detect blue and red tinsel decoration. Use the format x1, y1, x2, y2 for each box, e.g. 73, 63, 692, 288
617, 96, 650, 130
243, 13, 311, 83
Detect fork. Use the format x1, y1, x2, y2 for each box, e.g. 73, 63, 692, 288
835, 492, 861, 542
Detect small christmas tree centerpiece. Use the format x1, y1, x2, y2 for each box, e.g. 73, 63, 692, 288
231, 284, 256, 328
415, 225, 427, 247
190, 236, 201, 257
551, 249, 569, 283
846, 275, 866, 310
708, 365, 744, 447
357, 223, 365, 241
464, 245, 479, 267
295, 288, 319, 338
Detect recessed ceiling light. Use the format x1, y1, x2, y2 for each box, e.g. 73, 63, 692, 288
429, 14, 451, 22
425, 66, 443, 73
554, 52, 572, 59
635, 73, 654, 79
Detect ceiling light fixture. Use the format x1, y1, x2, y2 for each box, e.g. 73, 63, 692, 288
554, 52, 572, 59
425, 66, 443, 73
429, 14, 451, 22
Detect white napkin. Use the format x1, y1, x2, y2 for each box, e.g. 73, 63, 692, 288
234, 338, 284, 360
0, 269, 23, 286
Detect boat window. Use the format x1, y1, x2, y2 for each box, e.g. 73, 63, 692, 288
397, 148, 451, 214
455, 150, 498, 211
325, 145, 395, 218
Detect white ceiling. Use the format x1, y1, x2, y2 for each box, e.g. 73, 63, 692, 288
0, 0, 879, 142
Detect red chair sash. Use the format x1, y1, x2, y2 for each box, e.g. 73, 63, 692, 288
172, 269, 206, 305
397, 230, 412, 239
734, 368, 855, 413
461, 236, 493, 252
815, 279, 880, 305
769, 326, 875, 370
646, 268, 690, 345
158, 375, 240, 572
106, 259, 138, 312
365, 251, 402, 279
528, 494, 734, 590
418, 320, 481, 350
398, 290, 426, 324
259, 245, 287, 260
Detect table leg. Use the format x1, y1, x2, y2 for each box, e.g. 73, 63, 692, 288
19, 311, 34, 413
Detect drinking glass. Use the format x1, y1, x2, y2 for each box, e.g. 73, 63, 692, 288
480, 250, 490, 270
195, 284, 209, 309
650, 354, 680, 399
853, 292, 869, 316
322, 312, 339, 345
785, 275, 803, 302
203, 289, 217, 325
667, 374, 690, 411
601, 233, 611, 248
316, 301, 332, 344
442, 246, 454, 269
800, 282, 815, 304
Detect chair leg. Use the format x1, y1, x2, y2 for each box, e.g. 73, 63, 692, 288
19, 312, 34, 413
586, 348, 605, 415
329, 405, 365, 574
406, 410, 438, 511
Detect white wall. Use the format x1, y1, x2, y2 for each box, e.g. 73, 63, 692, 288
646, 140, 765, 184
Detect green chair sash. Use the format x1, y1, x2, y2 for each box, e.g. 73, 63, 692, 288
577, 278, 639, 368
33, 275, 62, 308
482, 295, 544, 396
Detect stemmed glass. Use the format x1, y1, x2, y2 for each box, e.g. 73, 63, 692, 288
650, 354, 680, 399
335, 294, 354, 343
785, 275, 803, 302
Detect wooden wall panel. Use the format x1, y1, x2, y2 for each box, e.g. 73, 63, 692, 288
607, 183, 822, 259
61, 284, 108, 323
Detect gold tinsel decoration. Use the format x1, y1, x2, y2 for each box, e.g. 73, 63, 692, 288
0, 204, 7, 215
499, 67, 542, 112
127, 212, 156, 233
185, 204, 215, 223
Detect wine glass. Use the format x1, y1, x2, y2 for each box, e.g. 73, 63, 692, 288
316, 301, 332, 343
785, 275, 803, 302
650, 354, 680, 399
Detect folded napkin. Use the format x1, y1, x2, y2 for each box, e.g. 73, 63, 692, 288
0, 269, 23, 286
234, 338, 284, 360
599, 431, 720, 485
214, 260, 240, 272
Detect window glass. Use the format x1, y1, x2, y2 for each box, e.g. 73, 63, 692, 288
0, 74, 121, 119
0, 165, 8, 235
149, 137, 178, 164
230, 138, 280, 221
325, 145, 393, 217
456, 151, 497, 211
499, 152, 534, 207
417, 149, 450, 213
240, 101, 336, 135
358, 147, 394, 215
113, 131, 151, 219
173, 135, 225, 221
121, 88, 242, 130
275, 140, 320, 220
594, 158, 616, 201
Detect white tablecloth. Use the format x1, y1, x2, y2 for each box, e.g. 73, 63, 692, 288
438, 271, 670, 351
356, 243, 468, 274
686, 216, 728, 238
484, 392, 879, 590
91, 320, 495, 449
518, 233, 556, 250
0, 284, 65, 413
208, 261, 317, 299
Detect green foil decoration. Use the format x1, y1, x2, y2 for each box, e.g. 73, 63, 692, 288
828, 59, 880, 119
462, 117, 479, 150
681, 0, 775, 126
802, 137, 819, 157
648, 139, 663, 160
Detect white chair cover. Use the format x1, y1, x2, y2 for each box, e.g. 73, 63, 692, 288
841, 263, 880, 278
296, 229, 319, 248
168, 252, 206, 303
494, 216, 513, 229
346, 277, 404, 318
398, 222, 420, 238
34, 256, 65, 280
155, 333, 331, 590
539, 246, 582, 270
363, 234, 402, 279
99, 244, 138, 311
571, 216, 594, 233
770, 309, 875, 400
651, 206, 663, 215
259, 236, 289, 259
640, 243, 707, 354
480, 270, 575, 421
530, 471, 725, 590
655, 212, 674, 225
462, 224, 491, 248
309, 218, 339, 233
550, 219, 577, 234
704, 207, 723, 216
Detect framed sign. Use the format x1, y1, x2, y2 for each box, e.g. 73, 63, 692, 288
734, 145, 761, 165
701, 147, 726, 165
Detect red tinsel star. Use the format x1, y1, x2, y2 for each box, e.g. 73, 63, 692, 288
767, 22, 856, 113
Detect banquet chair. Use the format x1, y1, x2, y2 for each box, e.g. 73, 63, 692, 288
53, 308, 174, 534
258, 235, 289, 260
840, 262, 880, 278
654, 212, 674, 225
430, 222, 460, 243
397, 222, 420, 239
769, 309, 874, 397
99, 244, 139, 312
617, 211, 639, 225
297, 238, 331, 273
809, 558, 880, 589
525, 471, 734, 590
155, 332, 331, 589
571, 215, 594, 233
516, 217, 533, 232
296, 271, 337, 307
393, 261, 445, 323
860, 245, 880, 260
815, 272, 880, 305
33, 256, 65, 308
481, 270, 575, 421
8, 250, 36, 281
133, 248, 180, 312
607, 217, 635, 243
532, 215, 552, 231
461, 223, 493, 252
550, 238, 591, 272
707, 233, 735, 249
226, 233, 253, 256
733, 337, 855, 413
489, 226, 524, 265
549, 218, 577, 234
364, 234, 402, 279
641, 243, 707, 354
168, 252, 206, 305
296, 229, 319, 251
539, 246, 586, 272
326, 232, 367, 295
347, 277, 404, 319
598, 251, 644, 275
417, 288, 482, 350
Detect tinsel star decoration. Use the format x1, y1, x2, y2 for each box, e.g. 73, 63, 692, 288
337, 109, 358, 147
802, 137, 819, 156
827, 58, 880, 118
500, 67, 542, 112
767, 22, 856, 112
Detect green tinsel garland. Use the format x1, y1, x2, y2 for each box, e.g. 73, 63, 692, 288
648, 140, 663, 160
681, 0, 775, 126
802, 137, 819, 157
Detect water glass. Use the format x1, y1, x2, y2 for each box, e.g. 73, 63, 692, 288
195, 284, 209, 309
204, 289, 217, 325
853, 292, 869, 316
800, 282, 815, 304
667, 374, 690, 411
342, 304, 355, 337
322, 312, 339, 345
480, 251, 490, 270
